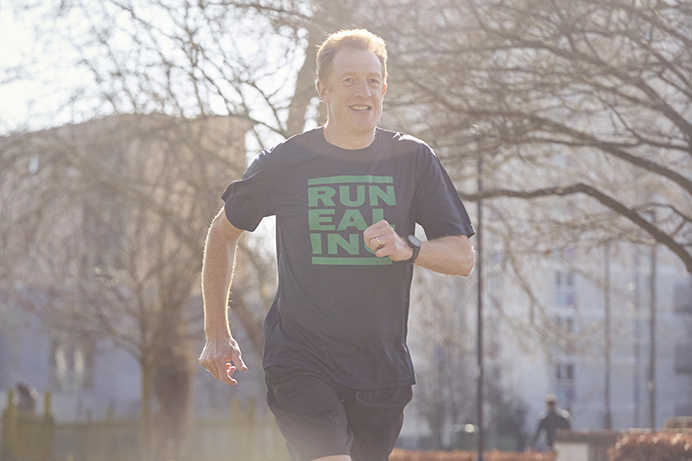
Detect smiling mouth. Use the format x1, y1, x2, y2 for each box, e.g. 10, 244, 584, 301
350, 105, 371, 111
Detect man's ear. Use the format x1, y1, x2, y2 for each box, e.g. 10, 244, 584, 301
316, 80, 329, 103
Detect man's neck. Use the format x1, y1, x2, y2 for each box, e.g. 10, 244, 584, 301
322, 124, 376, 150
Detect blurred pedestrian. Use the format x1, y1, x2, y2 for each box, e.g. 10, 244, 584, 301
529, 394, 571, 451
15, 382, 37, 415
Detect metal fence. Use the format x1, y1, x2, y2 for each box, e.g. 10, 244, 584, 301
1, 391, 290, 461
1, 390, 54, 461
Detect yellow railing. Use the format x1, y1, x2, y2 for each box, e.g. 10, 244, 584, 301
1, 392, 289, 461
1, 390, 54, 461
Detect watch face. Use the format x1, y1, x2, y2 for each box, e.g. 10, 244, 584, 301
407, 235, 421, 248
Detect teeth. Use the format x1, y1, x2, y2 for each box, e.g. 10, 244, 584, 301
351, 105, 370, 111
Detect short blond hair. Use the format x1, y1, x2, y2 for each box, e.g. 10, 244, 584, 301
316, 29, 388, 83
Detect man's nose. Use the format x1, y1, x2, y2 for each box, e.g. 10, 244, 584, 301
353, 80, 371, 96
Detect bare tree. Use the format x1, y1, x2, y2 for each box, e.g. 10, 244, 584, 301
16, 0, 371, 136
15, 0, 685, 450
408, 269, 476, 449
1, 113, 251, 460
3, 1, 376, 457
383, 0, 691, 274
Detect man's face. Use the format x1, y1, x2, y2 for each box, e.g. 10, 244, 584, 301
317, 48, 387, 145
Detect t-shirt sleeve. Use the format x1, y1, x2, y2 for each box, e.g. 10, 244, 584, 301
221, 152, 276, 232
411, 148, 475, 240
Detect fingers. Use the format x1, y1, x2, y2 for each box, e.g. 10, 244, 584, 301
223, 351, 249, 385
364, 220, 411, 260
232, 350, 248, 371
201, 355, 234, 384
225, 362, 239, 385
200, 354, 230, 383
369, 235, 385, 252
364, 220, 394, 253
199, 337, 247, 386
364, 219, 390, 239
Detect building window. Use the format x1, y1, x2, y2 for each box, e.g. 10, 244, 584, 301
556, 364, 574, 380
555, 315, 574, 332
51, 334, 95, 391
675, 403, 692, 417
487, 272, 503, 296
674, 344, 692, 374
555, 271, 575, 287
674, 282, 692, 314
555, 270, 577, 309
28, 155, 39, 174
556, 362, 576, 403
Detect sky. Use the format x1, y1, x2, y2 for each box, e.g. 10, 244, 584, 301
0, 0, 307, 142
0, 1, 95, 134
1, 2, 30, 131
0, 1, 47, 133
0, 0, 282, 237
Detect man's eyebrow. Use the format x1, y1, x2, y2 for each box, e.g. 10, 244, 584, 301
338, 71, 383, 78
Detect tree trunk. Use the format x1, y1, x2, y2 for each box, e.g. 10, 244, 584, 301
285, 28, 319, 137
139, 355, 155, 461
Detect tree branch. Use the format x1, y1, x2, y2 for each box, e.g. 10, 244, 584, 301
459, 182, 692, 273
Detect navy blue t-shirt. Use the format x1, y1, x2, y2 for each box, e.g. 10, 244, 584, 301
222, 127, 474, 389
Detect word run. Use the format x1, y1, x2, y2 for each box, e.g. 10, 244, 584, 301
307, 175, 396, 266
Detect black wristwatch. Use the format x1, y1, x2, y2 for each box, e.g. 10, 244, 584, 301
404, 235, 421, 264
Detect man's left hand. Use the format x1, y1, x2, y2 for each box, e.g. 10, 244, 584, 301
363, 220, 413, 262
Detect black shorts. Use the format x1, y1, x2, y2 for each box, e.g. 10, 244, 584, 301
265, 365, 413, 461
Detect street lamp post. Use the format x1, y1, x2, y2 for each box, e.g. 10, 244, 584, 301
604, 242, 612, 429
647, 211, 657, 430
475, 129, 484, 461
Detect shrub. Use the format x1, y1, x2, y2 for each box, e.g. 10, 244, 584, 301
389, 448, 557, 461
608, 432, 692, 461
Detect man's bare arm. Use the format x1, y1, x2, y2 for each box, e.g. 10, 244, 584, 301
364, 220, 475, 276
199, 207, 248, 385
414, 234, 475, 276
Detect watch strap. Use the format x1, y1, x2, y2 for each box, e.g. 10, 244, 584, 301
404, 235, 421, 264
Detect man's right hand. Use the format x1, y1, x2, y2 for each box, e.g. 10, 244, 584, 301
200, 208, 247, 385
199, 334, 248, 385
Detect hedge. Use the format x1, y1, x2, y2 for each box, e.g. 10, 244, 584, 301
390, 431, 692, 461
389, 449, 557, 461
608, 432, 692, 461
